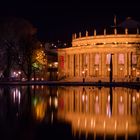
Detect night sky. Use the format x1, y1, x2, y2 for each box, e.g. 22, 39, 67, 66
0, 0, 140, 42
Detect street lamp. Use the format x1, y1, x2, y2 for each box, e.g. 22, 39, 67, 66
18, 71, 22, 81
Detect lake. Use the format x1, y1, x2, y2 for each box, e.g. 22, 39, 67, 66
0, 85, 139, 140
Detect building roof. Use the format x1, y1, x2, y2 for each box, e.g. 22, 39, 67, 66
118, 17, 140, 29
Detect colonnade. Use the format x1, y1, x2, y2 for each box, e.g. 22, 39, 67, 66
64, 51, 136, 81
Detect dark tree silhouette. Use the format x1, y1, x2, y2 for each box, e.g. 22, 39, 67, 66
0, 17, 37, 81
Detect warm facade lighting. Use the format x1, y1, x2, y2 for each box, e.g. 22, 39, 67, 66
58, 24, 140, 82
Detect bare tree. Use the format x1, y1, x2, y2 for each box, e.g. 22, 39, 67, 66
0, 17, 37, 81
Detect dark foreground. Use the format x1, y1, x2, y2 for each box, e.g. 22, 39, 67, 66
0, 118, 74, 140
0, 120, 138, 140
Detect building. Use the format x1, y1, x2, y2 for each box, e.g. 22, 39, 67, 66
58, 18, 140, 82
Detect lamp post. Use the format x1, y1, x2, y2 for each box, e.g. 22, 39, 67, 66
18, 71, 22, 81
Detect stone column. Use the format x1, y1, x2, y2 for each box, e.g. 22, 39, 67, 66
124, 53, 128, 76
128, 52, 131, 76
77, 54, 80, 77
99, 53, 102, 76
112, 54, 115, 78
65, 54, 68, 77
71, 54, 74, 77
74, 54, 77, 77
89, 53, 91, 76
87, 53, 90, 77
101, 53, 105, 78
79, 54, 82, 77
69, 55, 72, 77
114, 53, 118, 78
92, 53, 95, 76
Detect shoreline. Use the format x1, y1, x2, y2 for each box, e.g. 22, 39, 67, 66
0, 81, 140, 87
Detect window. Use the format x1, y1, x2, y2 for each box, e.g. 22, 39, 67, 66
95, 54, 100, 65
106, 54, 111, 64
118, 54, 124, 64
132, 54, 137, 64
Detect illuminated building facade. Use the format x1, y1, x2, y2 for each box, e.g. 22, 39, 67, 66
58, 19, 140, 81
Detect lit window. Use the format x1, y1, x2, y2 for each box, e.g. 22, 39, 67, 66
95, 54, 100, 65
118, 54, 124, 64
132, 54, 137, 64
106, 54, 111, 64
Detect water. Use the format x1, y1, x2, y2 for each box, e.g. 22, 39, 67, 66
0, 85, 139, 140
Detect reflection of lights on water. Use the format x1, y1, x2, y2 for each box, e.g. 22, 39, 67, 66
93, 120, 95, 128
12, 88, 21, 104
35, 101, 46, 121
126, 121, 128, 130
82, 94, 85, 101
120, 96, 123, 102
108, 95, 110, 102
85, 118, 87, 127
115, 120, 117, 130
82, 94, 88, 102
49, 97, 52, 106
78, 119, 80, 127
51, 112, 53, 123
137, 93, 139, 99
95, 96, 98, 101
54, 97, 58, 108
56, 91, 59, 96
132, 96, 136, 102
91, 119, 93, 127
33, 98, 38, 106
33, 97, 47, 121
31, 85, 34, 89
103, 120, 106, 129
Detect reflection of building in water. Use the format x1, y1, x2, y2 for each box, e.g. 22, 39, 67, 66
32, 86, 58, 122
57, 86, 140, 137
32, 98, 47, 121
58, 18, 140, 81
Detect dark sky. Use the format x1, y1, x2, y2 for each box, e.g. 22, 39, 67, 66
0, 0, 140, 42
